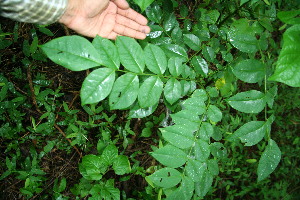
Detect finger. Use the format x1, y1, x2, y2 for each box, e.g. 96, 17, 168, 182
114, 24, 147, 39
107, 31, 121, 40
111, 0, 129, 9
116, 15, 150, 34
117, 8, 148, 26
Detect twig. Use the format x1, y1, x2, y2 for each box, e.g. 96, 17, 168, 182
27, 65, 42, 114
54, 124, 82, 158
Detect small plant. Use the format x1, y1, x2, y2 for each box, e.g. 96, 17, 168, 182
1, 0, 300, 199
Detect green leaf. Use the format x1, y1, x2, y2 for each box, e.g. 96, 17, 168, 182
147, 168, 181, 188
145, 3, 162, 23
228, 19, 259, 53
133, 0, 155, 11
232, 59, 265, 83
186, 160, 207, 182
232, 121, 266, 146
92, 36, 120, 69
144, 44, 167, 74
182, 97, 206, 115
269, 25, 300, 87
191, 56, 208, 77
80, 68, 115, 105
277, 10, 300, 25
227, 90, 266, 113
164, 78, 181, 105
166, 176, 194, 200
138, 76, 163, 108
171, 26, 183, 44
79, 155, 107, 180
199, 122, 214, 141
163, 13, 177, 32
183, 34, 201, 51
101, 144, 118, 165
168, 57, 184, 77
160, 125, 194, 149
109, 73, 139, 110
194, 139, 210, 162
112, 155, 131, 175
257, 139, 281, 182
41, 36, 101, 71
161, 44, 188, 61
210, 142, 227, 159
151, 145, 187, 168
116, 36, 145, 73
128, 102, 158, 118
170, 110, 200, 131
207, 105, 222, 122
191, 89, 208, 101
207, 159, 219, 176
195, 171, 213, 198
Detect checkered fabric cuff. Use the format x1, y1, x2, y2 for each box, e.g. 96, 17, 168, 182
0, 0, 68, 24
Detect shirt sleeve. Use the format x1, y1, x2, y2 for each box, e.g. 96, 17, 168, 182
0, 0, 68, 25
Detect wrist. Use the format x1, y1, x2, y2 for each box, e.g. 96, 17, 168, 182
58, 0, 79, 25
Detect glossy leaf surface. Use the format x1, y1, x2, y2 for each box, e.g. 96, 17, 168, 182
164, 78, 181, 104
41, 36, 101, 71
183, 34, 201, 51
144, 44, 167, 74
147, 168, 181, 188
161, 44, 188, 61
81, 68, 115, 105
116, 36, 145, 73
228, 19, 258, 53
138, 76, 163, 108
109, 73, 139, 110
166, 176, 194, 200
207, 105, 222, 122
233, 59, 265, 83
257, 139, 281, 182
92, 36, 119, 69
232, 121, 266, 146
269, 25, 300, 87
191, 56, 208, 77
151, 145, 187, 168
160, 125, 194, 149
227, 90, 266, 113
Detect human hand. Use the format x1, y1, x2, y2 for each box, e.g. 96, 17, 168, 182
59, 0, 150, 39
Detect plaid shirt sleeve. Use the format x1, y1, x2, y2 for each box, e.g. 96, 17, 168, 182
0, 0, 68, 24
